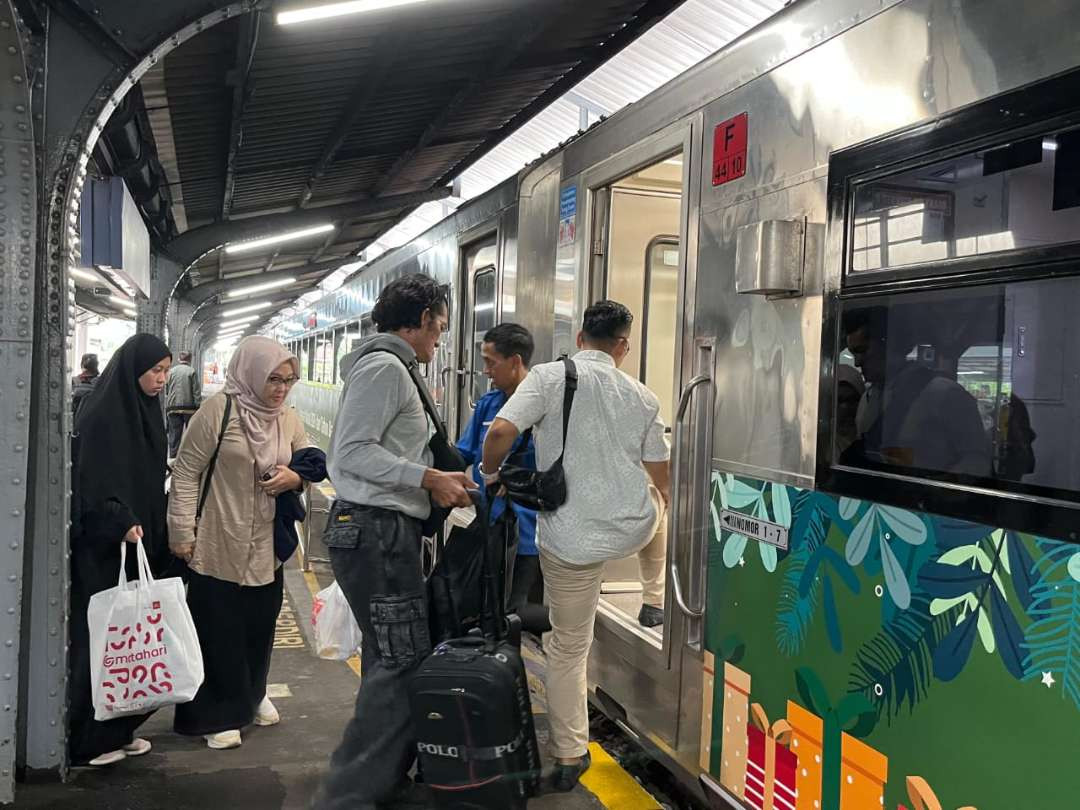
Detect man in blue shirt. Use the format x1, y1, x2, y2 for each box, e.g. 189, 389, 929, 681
456, 323, 549, 635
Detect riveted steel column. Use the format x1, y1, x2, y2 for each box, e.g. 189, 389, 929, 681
18, 2, 256, 780
139, 251, 178, 339
0, 0, 37, 802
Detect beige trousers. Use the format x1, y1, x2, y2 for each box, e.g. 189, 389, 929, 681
540, 487, 666, 758
637, 497, 668, 607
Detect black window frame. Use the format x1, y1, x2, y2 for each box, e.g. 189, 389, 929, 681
817, 68, 1080, 544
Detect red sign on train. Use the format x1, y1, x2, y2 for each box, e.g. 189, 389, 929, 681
712, 113, 748, 186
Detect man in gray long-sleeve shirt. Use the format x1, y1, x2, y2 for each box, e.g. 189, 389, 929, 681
316, 274, 474, 810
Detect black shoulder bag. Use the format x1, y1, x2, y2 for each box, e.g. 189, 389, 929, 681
196, 395, 232, 528
499, 357, 577, 512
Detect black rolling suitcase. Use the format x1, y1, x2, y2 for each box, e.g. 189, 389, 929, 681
409, 492, 541, 808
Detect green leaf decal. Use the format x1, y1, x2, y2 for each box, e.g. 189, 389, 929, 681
723, 533, 748, 568
845, 507, 877, 566
838, 497, 861, 521
879, 537, 911, 610
877, 505, 928, 546
771, 483, 792, 528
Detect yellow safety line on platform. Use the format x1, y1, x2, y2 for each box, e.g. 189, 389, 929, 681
302, 569, 362, 678
581, 741, 662, 810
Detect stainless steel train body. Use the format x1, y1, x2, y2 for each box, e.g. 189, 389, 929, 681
277, 1, 1080, 805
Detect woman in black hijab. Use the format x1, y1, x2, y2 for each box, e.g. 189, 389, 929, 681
68, 333, 173, 766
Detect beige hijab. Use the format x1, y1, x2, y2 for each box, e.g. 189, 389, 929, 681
224, 336, 299, 520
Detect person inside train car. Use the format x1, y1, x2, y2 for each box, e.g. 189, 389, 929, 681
480, 300, 670, 791
68, 334, 172, 766
315, 273, 475, 810
456, 322, 549, 636
165, 350, 202, 459
168, 336, 310, 751
834, 363, 866, 459
842, 305, 992, 476
71, 352, 100, 418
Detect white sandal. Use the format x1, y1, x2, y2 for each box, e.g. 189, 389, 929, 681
205, 730, 242, 750
123, 738, 152, 757
87, 749, 126, 766
254, 695, 280, 726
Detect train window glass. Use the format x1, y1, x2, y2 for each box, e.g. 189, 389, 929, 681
333, 326, 347, 383
360, 313, 375, 338
470, 269, 496, 406
835, 276, 1080, 498
643, 239, 679, 427
314, 334, 334, 383
300, 338, 312, 381
850, 125, 1080, 275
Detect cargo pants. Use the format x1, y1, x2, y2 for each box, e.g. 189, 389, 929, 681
315, 501, 431, 810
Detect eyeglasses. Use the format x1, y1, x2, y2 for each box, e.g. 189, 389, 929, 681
267, 375, 300, 389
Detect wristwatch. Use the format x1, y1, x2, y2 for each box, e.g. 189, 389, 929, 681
477, 462, 500, 485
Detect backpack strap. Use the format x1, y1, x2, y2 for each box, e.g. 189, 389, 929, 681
197, 394, 232, 523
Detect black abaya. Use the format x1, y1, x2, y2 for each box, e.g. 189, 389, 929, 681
68, 333, 172, 764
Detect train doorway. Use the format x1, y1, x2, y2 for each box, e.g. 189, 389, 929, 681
580, 117, 710, 759
454, 235, 499, 437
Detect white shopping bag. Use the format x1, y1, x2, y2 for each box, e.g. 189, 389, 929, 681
88, 539, 204, 720
312, 581, 362, 661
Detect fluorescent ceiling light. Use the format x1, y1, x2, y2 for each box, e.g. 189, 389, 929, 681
277, 0, 430, 26
218, 315, 259, 329
221, 301, 273, 318
218, 325, 250, 337
122, 306, 137, 316
70, 268, 99, 283
224, 224, 334, 255
226, 276, 297, 298
110, 295, 132, 307
1043, 137, 1058, 151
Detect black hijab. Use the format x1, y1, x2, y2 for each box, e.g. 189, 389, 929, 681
72, 334, 172, 571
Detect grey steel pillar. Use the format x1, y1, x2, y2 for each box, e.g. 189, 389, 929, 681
0, 1, 38, 803
137, 251, 179, 338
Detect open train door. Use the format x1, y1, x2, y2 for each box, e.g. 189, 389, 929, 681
579, 115, 714, 775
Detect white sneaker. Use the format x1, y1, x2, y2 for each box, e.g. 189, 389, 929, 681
87, 749, 126, 766
122, 738, 152, 757
254, 695, 280, 726
205, 730, 242, 750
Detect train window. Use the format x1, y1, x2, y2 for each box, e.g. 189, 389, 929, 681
849, 125, 1080, 277
300, 338, 312, 381
827, 92, 1080, 538
333, 326, 347, 383
313, 334, 334, 383
470, 269, 496, 406
835, 279, 1080, 501
643, 238, 679, 427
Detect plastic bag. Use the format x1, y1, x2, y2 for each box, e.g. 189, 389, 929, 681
312, 581, 362, 660
88, 539, 204, 720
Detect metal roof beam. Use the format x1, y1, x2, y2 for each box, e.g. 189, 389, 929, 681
166, 185, 452, 265
191, 290, 309, 327
368, 4, 570, 197
297, 33, 401, 209
221, 11, 262, 220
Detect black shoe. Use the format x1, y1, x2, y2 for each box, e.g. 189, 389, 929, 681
638, 604, 664, 628
550, 750, 592, 792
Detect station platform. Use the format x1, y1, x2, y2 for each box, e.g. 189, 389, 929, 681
14, 560, 662, 810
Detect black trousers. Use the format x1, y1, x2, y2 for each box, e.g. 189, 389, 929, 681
167, 410, 194, 457
316, 503, 430, 810
174, 567, 283, 736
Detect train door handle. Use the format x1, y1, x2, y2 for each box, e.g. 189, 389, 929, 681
669, 373, 712, 619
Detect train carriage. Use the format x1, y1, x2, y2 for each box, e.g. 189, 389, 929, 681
277, 1, 1080, 807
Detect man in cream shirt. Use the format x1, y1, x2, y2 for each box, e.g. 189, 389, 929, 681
481, 300, 670, 792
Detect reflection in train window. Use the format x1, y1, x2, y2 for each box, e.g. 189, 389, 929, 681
850, 126, 1080, 274
313, 334, 335, 383
836, 276, 1080, 499
643, 239, 679, 428
470, 269, 496, 406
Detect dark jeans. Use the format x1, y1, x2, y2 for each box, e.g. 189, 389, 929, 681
316, 501, 430, 810
508, 553, 550, 634
167, 410, 194, 457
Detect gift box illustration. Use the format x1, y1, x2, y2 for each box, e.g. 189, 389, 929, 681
787, 667, 885, 810
744, 703, 797, 810
720, 662, 752, 799
899, 776, 977, 810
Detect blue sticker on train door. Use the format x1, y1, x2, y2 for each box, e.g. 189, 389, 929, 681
558, 186, 577, 246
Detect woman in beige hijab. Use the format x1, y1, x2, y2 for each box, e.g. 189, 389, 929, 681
169, 336, 309, 750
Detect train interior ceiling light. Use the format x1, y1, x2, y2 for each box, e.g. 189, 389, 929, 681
223, 224, 335, 255
276, 0, 432, 26
227, 277, 298, 298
